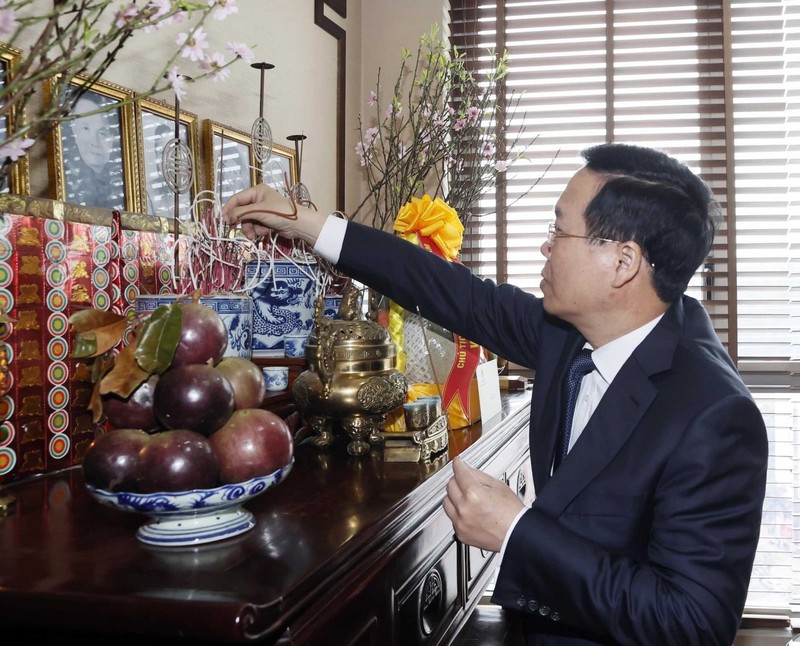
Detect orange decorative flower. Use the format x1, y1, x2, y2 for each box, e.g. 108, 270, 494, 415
393, 195, 464, 260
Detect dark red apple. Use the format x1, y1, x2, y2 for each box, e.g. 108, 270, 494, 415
215, 357, 266, 410
153, 364, 235, 436
210, 409, 293, 484
171, 302, 228, 367
135, 429, 219, 493
83, 428, 151, 492
102, 375, 161, 432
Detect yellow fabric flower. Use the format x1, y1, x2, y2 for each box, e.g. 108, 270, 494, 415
393, 195, 464, 260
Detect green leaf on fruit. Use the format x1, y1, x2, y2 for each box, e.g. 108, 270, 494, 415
135, 304, 182, 374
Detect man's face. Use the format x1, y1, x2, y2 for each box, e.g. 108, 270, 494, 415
70, 98, 112, 172
539, 167, 619, 326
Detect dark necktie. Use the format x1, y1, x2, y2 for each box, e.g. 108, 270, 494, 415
554, 349, 595, 470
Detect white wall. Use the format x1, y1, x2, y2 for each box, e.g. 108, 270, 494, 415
353, 0, 448, 223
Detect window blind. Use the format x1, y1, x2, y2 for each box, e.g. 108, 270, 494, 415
450, 0, 800, 613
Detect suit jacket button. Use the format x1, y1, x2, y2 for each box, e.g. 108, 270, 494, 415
516, 596, 526, 608
538, 605, 550, 617
550, 611, 561, 622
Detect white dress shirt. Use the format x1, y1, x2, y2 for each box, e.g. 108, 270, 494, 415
313, 214, 348, 264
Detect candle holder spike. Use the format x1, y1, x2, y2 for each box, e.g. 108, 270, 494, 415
287, 133, 314, 208
251, 62, 275, 165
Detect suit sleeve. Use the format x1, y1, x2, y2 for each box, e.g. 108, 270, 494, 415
336, 221, 546, 369
491, 394, 768, 646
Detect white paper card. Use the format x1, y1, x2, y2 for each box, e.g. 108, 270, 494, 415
476, 359, 502, 423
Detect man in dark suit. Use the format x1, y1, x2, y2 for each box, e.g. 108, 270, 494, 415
223, 143, 768, 645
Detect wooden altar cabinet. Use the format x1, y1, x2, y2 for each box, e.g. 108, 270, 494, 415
0, 391, 532, 645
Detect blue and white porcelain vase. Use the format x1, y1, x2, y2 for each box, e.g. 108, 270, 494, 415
245, 260, 318, 357
135, 293, 253, 360
323, 294, 343, 320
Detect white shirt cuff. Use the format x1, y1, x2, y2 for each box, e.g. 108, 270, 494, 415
312, 214, 348, 265
498, 507, 528, 564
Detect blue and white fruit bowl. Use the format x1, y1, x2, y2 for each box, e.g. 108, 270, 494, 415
85, 461, 293, 547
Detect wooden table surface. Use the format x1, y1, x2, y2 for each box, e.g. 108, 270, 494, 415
0, 392, 531, 645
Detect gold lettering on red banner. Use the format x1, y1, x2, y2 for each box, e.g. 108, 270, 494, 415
20, 256, 42, 275
16, 310, 40, 330
17, 227, 40, 247
71, 284, 90, 303
20, 450, 44, 472
442, 334, 482, 419
20, 395, 43, 417
70, 233, 90, 253
19, 341, 42, 362
71, 260, 89, 279
18, 284, 40, 304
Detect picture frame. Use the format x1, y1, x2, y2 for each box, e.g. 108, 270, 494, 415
203, 120, 258, 206
0, 43, 30, 196
135, 96, 200, 220
261, 142, 297, 194
44, 76, 137, 211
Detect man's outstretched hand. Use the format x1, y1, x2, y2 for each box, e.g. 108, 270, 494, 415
222, 184, 327, 246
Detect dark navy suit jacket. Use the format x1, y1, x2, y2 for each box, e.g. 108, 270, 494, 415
336, 221, 768, 646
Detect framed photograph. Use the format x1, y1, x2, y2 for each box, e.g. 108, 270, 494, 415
0, 43, 29, 195
203, 120, 258, 206
45, 76, 137, 211
136, 97, 200, 220
261, 142, 297, 194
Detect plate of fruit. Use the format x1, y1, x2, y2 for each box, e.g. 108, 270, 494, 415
76, 297, 295, 547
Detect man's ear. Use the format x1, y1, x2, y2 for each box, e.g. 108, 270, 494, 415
611, 241, 644, 288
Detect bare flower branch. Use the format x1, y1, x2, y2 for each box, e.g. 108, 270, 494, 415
354, 24, 533, 230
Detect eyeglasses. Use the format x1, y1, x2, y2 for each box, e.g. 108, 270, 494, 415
546, 222, 619, 247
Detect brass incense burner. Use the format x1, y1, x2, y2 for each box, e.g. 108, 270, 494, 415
291, 285, 408, 456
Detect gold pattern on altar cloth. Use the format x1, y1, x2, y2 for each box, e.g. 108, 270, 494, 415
20, 418, 44, 444
20, 450, 44, 472
141, 262, 155, 280
74, 438, 92, 462
71, 260, 89, 279
16, 310, 39, 331
20, 395, 43, 417
0, 195, 186, 236
73, 414, 93, 435
20, 256, 41, 275
73, 387, 91, 408
18, 284, 40, 304
69, 233, 90, 253
21, 418, 43, 442
71, 284, 90, 303
17, 227, 40, 247
19, 342, 42, 362
19, 364, 42, 384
